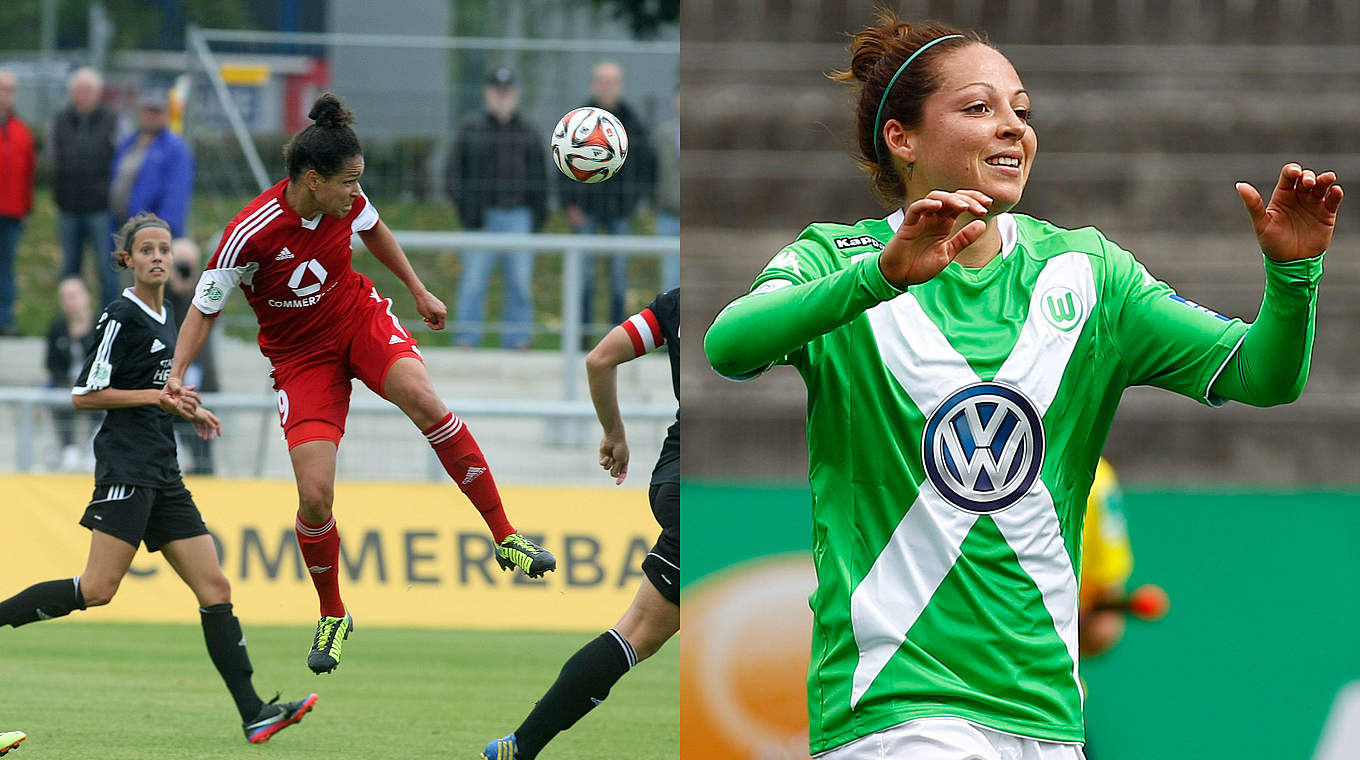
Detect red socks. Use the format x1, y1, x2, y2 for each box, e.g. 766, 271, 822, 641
295, 514, 345, 618
423, 412, 515, 543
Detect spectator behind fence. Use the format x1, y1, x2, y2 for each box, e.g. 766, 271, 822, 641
654, 88, 679, 291
446, 67, 547, 349
45, 277, 98, 471
165, 237, 218, 474
561, 60, 655, 337
110, 92, 194, 237
0, 68, 35, 336
50, 66, 119, 307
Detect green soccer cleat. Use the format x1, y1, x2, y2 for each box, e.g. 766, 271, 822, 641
496, 534, 556, 578
0, 731, 25, 756
481, 733, 518, 760
243, 693, 318, 744
306, 612, 353, 674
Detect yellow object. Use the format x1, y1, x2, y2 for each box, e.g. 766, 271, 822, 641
1, 475, 655, 631
218, 63, 271, 86
1079, 458, 1133, 609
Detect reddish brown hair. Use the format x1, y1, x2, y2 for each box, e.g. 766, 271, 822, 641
830, 10, 987, 205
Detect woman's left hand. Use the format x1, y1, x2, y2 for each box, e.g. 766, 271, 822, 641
414, 289, 447, 331
1236, 163, 1344, 262
192, 407, 222, 440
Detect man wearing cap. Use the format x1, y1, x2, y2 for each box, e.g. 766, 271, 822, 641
110, 91, 194, 244
445, 66, 548, 349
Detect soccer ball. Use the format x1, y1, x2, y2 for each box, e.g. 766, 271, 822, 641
550, 107, 628, 183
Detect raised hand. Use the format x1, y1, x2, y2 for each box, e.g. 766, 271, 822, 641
879, 189, 992, 288
1236, 164, 1344, 263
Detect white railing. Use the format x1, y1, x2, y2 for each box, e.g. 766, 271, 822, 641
0, 386, 675, 479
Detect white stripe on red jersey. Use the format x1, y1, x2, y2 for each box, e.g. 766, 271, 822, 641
220, 199, 283, 271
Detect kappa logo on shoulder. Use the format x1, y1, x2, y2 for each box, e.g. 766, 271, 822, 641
275, 246, 295, 261
833, 235, 885, 251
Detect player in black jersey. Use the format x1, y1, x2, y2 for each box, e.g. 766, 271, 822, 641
0, 213, 317, 744
483, 288, 679, 760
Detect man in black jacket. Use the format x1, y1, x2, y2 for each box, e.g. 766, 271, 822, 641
446, 67, 547, 349
49, 67, 120, 306
561, 60, 655, 336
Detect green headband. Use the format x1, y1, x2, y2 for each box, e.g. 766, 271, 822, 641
872, 34, 964, 161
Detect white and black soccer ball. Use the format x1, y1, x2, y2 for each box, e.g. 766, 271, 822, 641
550, 107, 629, 184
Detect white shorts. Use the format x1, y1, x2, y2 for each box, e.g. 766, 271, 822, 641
814, 717, 1086, 760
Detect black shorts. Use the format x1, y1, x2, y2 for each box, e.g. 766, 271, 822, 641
80, 482, 209, 553
643, 482, 679, 605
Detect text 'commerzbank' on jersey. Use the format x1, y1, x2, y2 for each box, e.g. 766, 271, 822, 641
709, 211, 1254, 754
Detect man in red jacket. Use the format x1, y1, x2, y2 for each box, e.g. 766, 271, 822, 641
0, 69, 34, 336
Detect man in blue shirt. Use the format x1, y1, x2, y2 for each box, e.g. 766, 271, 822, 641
110, 92, 193, 237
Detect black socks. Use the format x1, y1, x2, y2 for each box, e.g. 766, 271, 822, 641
200, 603, 265, 721
0, 577, 85, 627
514, 629, 637, 759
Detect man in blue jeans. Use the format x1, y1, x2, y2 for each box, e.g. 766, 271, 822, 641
446, 67, 547, 349
49, 67, 119, 306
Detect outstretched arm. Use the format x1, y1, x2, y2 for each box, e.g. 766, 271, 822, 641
1212, 164, 1342, 405
359, 220, 447, 330
586, 325, 638, 484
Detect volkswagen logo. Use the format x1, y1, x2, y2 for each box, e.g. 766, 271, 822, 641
922, 382, 1045, 513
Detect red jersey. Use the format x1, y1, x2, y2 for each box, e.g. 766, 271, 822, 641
193, 179, 381, 358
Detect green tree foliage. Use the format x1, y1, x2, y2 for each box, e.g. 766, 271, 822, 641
588, 0, 678, 38
0, 0, 254, 52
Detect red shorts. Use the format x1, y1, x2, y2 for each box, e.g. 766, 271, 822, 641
270, 286, 422, 448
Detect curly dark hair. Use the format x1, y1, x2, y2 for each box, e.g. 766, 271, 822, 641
282, 92, 362, 180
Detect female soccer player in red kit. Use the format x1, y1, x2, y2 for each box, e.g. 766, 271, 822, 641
164, 94, 555, 674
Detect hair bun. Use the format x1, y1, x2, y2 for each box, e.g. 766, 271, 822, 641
308, 93, 355, 129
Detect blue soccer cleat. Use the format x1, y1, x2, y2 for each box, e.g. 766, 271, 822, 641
481, 732, 518, 759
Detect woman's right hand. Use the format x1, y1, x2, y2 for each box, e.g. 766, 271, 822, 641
879, 189, 992, 288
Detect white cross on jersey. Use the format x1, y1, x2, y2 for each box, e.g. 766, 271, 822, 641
849, 250, 1098, 709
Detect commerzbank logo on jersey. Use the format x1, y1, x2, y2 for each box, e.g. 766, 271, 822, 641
922, 382, 1045, 513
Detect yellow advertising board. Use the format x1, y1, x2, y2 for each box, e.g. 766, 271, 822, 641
1, 475, 656, 632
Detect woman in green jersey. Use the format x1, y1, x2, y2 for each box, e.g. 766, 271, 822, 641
705, 11, 1340, 760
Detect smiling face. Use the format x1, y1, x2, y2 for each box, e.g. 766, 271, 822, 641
308, 155, 365, 218
891, 44, 1036, 213
123, 226, 173, 288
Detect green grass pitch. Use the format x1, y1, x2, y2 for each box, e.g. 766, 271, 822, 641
3, 621, 678, 759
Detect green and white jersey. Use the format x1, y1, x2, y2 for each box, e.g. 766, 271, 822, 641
743, 212, 1248, 753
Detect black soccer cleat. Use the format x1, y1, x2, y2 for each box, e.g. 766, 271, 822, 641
306, 612, 354, 674
495, 534, 556, 578
243, 693, 318, 744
